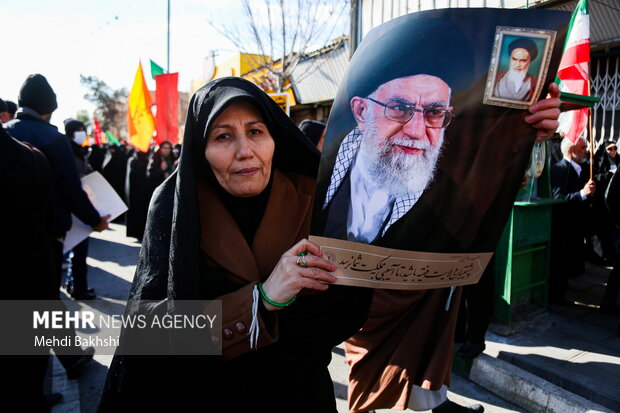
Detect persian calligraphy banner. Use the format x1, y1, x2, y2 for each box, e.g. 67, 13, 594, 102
310, 236, 493, 290
310, 8, 570, 290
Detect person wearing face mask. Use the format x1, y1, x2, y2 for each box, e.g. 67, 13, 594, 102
64, 119, 91, 176
63, 118, 97, 301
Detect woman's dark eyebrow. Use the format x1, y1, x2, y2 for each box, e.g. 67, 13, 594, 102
212, 120, 265, 129
210, 124, 232, 131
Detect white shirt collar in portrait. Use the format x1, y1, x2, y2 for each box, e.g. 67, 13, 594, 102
348, 155, 395, 243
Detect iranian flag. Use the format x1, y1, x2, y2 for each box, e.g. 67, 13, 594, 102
556, 0, 590, 144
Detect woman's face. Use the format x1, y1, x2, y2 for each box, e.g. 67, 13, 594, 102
160, 143, 172, 157
205, 102, 275, 197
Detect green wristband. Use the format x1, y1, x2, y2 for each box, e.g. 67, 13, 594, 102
257, 283, 297, 307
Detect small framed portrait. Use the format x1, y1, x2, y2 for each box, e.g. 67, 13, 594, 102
484, 26, 556, 109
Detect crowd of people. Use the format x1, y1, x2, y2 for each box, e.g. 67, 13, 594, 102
0, 75, 187, 411
4, 68, 606, 413
1, 75, 109, 411
74, 135, 181, 244
0, 74, 327, 412
548, 134, 620, 333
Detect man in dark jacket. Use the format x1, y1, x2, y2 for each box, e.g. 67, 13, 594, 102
603, 170, 620, 335
4, 74, 109, 378
591, 139, 620, 263
550, 137, 596, 304
4, 74, 110, 271
0, 126, 61, 411
63, 118, 97, 300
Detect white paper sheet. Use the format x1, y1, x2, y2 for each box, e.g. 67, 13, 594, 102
63, 172, 128, 254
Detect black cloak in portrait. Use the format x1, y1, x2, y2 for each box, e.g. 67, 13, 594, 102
98, 77, 372, 412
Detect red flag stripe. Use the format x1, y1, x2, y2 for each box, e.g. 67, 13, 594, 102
558, 45, 591, 72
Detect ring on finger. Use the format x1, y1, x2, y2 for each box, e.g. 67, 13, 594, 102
296, 252, 307, 267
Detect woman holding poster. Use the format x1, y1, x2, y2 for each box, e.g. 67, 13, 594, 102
98, 77, 372, 412
99, 9, 566, 413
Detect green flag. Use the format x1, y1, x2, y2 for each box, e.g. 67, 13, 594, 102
150, 59, 165, 79
106, 131, 120, 145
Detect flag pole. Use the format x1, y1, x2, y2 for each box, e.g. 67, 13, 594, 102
167, 0, 170, 73
588, 62, 593, 181
589, 108, 593, 180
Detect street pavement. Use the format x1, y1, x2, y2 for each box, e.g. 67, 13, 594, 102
52, 223, 524, 413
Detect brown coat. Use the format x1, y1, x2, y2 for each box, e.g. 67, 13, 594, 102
198, 169, 315, 360
346, 287, 462, 412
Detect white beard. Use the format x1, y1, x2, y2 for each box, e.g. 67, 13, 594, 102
357, 111, 444, 197
506, 69, 527, 93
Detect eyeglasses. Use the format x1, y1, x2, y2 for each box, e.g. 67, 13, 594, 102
366, 97, 453, 128
607, 147, 617, 152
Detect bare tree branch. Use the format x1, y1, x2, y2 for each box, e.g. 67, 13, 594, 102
208, 0, 349, 93
80, 75, 127, 133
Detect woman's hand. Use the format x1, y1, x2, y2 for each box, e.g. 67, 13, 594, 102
160, 160, 168, 171
260, 238, 337, 311
525, 82, 561, 143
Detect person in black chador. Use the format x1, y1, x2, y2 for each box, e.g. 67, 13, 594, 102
298, 119, 326, 151
88, 143, 105, 172
98, 77, 372, 412
146, 140, 175, 191
125, 149, 152, 241
102, 143, 129, 202
173, 143, 182, 160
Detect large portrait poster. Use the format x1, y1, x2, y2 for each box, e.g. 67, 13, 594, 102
310, 8, 570, 290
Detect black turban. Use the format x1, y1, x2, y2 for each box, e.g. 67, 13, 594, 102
18, 74, 58, 115
508, 37, 538, 61
347, 17, 475, 99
